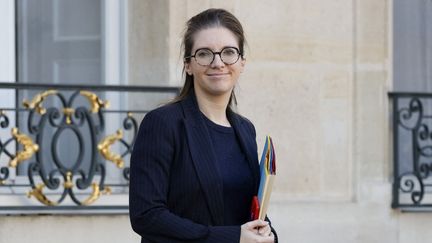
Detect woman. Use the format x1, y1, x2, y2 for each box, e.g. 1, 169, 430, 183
129, 8, 277, 243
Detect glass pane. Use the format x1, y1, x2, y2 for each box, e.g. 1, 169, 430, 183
17, 0, 102, 85
393, 0, 432, 92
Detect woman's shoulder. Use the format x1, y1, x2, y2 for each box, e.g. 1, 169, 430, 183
230, 111, 256, 136
143, 101, 184, 124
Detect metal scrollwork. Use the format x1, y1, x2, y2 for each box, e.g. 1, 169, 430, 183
398, 172, 424, 204
392, 95, 432, 208
397, 98, 423, 130
120, 112, 138, 180
419, 163, 432, 178
21, 90, 112, 205
0, 82, 178, 208
0, 110, 12, 183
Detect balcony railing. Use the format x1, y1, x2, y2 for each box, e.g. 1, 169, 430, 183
0, 82, 178, 213
390, 92, 432, 210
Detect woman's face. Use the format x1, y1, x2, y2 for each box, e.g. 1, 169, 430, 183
185, 27, 245, 100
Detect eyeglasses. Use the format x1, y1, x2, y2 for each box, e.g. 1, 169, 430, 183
185, 47, 242, 66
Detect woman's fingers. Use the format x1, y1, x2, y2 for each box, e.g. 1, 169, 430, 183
241, 220, 275, 242
258, 224, 271, 236
240, 223, 275, 243
243, 219, 269, 230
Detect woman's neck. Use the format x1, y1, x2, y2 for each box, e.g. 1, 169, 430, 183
195, 90, 231, 127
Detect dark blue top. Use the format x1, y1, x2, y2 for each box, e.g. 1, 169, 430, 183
202, 113, 255, 225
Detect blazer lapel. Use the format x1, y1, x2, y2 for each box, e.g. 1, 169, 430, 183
180, 94, 225, 225
228, 112, 260, 192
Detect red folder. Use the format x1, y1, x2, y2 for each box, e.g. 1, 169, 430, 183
250, 196, 260, 220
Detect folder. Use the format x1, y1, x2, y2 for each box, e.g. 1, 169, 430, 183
251, 136, 276, 220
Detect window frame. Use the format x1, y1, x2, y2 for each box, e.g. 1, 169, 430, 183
0, 0, 131, 214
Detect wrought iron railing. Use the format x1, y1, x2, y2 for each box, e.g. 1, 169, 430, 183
390, 92, 432, 210
0, 82, 178, 212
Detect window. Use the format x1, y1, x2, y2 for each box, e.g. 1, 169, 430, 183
391, 0, 432, 210
0, 0, 178, 213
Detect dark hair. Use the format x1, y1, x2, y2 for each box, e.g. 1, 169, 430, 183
172, 8, 246, 112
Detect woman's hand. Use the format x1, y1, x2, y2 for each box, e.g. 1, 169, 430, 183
257, 222, 272, 238
240, 220, 274, 243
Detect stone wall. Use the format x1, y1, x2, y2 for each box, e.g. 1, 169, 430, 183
0, 215, 139, 243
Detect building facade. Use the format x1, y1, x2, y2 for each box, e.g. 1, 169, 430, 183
1, 0, 432, 242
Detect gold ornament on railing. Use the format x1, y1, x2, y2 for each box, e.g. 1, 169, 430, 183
81, 182, 112, 206
9, 128, 39, 168
80, 90, 110, 113
63, 171, 74, 189
63, 107, 75, 125
27, 183, 58, 206
22, 90, 58, 115
98, 129, 124, 168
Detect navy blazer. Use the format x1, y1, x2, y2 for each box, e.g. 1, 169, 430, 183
129, 93, 276, 243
